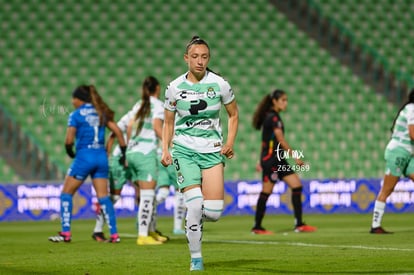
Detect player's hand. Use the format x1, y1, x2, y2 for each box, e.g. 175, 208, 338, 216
295, 158, 305, 166
161, 151, 173, 167
65, 144, 76, 158
256, 162, 262, 172
221, 144, 234, 159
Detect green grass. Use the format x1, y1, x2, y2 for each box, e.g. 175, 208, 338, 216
0, 213, 414, 274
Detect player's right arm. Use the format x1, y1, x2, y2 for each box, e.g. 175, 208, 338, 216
64, 126, 76, 158
161, 109, 175, 167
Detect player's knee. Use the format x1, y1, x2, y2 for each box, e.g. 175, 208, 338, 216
202, 200, 224, 222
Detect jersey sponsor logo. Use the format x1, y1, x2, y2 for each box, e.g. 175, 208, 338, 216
80, 108, 97, 116
179, 90, 206, 99
185, 120, 212, 127
189, 99, 207, 115
214, 142, 221, 147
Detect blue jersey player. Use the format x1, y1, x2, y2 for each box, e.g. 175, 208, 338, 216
49, 85, 126, 243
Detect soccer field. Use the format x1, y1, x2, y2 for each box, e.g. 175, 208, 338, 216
0, 213, 413, 274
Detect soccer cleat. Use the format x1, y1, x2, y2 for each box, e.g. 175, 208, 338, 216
173, 229, 186, 235
251, 227, 274, 235
92, 232, 107, 242
370, 227, 393, 234
295, 224, 317, 233
107, 233, 121, 243
190, 257, 204, 271
136, 236, 163, 245
149, 230, 169, 242
48, 231, 71, 243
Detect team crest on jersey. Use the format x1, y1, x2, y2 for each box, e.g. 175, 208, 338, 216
206, 87, 216, 99
177, 172, 184, 184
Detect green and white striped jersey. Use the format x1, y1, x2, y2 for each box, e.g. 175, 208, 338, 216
128, 96, 164, 155
110, 100, 142, 157
387, 103, 414, 153
164, 71, 235, 153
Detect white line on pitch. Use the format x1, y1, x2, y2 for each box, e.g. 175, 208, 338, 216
204, 239, 414, 252
120, 234, 414, 252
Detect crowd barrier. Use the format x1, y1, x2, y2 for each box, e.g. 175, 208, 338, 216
1, 178, 414, 221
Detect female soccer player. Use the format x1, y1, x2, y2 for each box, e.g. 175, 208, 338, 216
370, 88, 414, 234
126, 76, 167, 245
251, 89, 316, 234
161, 36, 239, 271
49, 85, 126, 243
91, 110, 133, 242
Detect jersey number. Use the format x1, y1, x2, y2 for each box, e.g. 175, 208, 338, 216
189, 100, 207, 115
93, 126, 99, 144
173, 159, 180, 171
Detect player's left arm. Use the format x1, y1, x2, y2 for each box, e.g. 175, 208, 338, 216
222, 100, 238, 159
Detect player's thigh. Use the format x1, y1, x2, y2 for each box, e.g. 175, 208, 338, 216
281, 173, 302, 189
171, 149, 202, 190
201, 163, 224, 200
62, 175, 83, 194
127, 152, 157, 181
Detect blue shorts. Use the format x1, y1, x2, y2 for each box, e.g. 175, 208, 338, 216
67, 149, 109, 181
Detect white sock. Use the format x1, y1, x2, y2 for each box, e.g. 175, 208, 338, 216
372, 200, 386, 228
94, 210, 105, 233
94, 195, 121, 233
174, 191, 186, 231
156, 187, 170, 204
184, 187, 203, 259
149, 198, 157, 233
138, 189, 155, 237
202, 200, 224, 222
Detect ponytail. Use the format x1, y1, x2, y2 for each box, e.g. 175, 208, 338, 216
89, 85, 115, 125
133, 76, 160, 136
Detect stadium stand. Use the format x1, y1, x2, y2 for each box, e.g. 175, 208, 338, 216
313, 0, 414, 79
0, 0, 400, 181
0, 158, 21, 183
